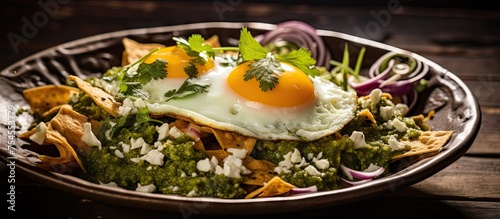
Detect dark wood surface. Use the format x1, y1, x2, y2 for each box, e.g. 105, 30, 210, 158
1, 1, 499, 218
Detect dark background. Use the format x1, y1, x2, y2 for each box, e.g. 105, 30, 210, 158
2, 0, 499, 70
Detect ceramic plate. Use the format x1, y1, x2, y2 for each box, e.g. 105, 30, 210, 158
0, 22, 481, 214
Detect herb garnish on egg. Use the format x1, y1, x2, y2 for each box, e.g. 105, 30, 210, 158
238, 27, 320, 92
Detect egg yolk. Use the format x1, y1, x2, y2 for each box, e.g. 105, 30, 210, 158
143, 46, 214, 78
227, 62, 316, 108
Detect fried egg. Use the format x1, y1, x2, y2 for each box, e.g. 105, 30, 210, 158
134, 46, 357, 141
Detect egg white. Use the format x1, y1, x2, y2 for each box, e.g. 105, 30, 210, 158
138, 62, 357, 141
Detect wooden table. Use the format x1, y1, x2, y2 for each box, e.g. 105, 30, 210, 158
1, 1, 499, 218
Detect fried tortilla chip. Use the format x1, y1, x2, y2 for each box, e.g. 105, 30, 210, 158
392, 130, 454, 160
37, 123, 86, 173
68, 75, 120, 117
358, 109, 377, 125
242, 157, 277, 186
48, 105, 91, 154
245, 176, 296, 199
200, 127, 256, 155
22, 84, 80, 116
121, 36, 221, 66
122, 38, 165, 66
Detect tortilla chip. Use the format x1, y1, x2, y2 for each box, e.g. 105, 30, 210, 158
203, 35, 221, 48
392, 130, 454, 160
22, 84, 80, 116
245, 176, 296, 199
48, 105, 91, 154
122, 38, 165, 66
242, 157, 277, 186
243, 170, 276, 186
68, 75, 120, 117
201, 127, 256, 155
358, 109, 377, 125
37, 123, 86, 173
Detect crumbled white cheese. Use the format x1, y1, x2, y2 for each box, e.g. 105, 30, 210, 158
120, 142, 130, 153
214, 165, 224, 175
140, 142, 152, 155
383, 120, 394, 129
314, 158, 330, 170
135, 183, 156, 193
153, 141, 164, 151
130, 157, 142, 163
147, 166, 152, 171
290, 148, 302, 163
130, 137, 146, 150
304, 165, 322, 176
295, 157, 308, 168
275, 151, 294, 174
380, 106, 394, 121
133, 98, 146, 109
81, 122, 102, 150
388, 135, 406, 151
316, 152, 323, 159
114, 149, 124, 158
169, 126, 182, 138
227, 148, 247, 159
370, 88, 382, 105
392, 118, 408, 132
307, 153, 314, 161
350, 131, 368, 149
196, 158, 214, 172
118, 98, 134, 116
156, 123, 169, 141
191, 172, 197, 177
29, 122, 47, 145
395, 103, 409, 116
140, 150, 164, 166
210, 148, 251, 178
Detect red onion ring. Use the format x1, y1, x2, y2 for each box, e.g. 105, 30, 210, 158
255, 21, 331, 68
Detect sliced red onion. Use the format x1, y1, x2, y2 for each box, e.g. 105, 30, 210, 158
340, 164, 385, 181
255, 21, 331, 68
289, 185, 318, 195
185, 123, 201, 141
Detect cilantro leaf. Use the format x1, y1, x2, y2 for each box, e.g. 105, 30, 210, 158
136, 107, 163, 125
239, 27, 268, 61
183, 62, 199, 78
136, 58, 168, 84
278, 48, 320, 76
244, 53, 282, 91
173, 34, 214, 65
164, 78, 210, 101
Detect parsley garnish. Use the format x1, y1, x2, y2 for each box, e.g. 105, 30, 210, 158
238, 27, 319, 91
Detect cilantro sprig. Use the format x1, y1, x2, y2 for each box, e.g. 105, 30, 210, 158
117, 48, 166, 98
238, 27, 319, 91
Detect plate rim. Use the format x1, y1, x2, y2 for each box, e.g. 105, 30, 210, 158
0, 21, 482, 213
